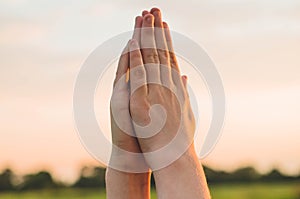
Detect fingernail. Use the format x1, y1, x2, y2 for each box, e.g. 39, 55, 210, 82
146, 15, 152, 23
153, 10, 160, 17
142, 10, 148, 16
163, 22, 168, 27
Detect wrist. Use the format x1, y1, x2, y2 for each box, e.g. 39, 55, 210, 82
152, 144, 210, 198
109, 146, 150, 172
106, 168, 151, 199
153, 144, 199, 177
106, 167, 150, 184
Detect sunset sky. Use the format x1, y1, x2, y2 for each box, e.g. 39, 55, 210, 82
1, 0, 300, 183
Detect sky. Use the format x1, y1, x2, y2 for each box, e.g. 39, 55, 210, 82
1, 0, 300, 183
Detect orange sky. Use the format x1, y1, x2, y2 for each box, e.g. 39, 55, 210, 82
0, 0, 300, 183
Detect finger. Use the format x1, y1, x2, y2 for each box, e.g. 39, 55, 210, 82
151, 8, 169, 58
113, 44, 129, 91
141, 14, 159, 63
150, 7, 160, 14
151, 8, 173, 87
141, 14, 161, 85
181, 75, 190, 98
142, 10, 149, 17
132, 16, 143, 45
181, 75, 188, 89
163, 21, 185, 90
162, 22, 179, 72
129, 39, 147, 97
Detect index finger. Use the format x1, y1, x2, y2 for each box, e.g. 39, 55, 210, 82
129, 39, 148, 97
113, 44, 129, 91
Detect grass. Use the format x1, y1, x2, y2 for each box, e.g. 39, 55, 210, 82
210, 182, 300, 199
0, 182, 299, 199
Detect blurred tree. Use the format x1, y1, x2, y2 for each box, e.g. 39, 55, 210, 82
230, 167, 260, 182
0, 169, 14, 191
205, 166, 260, 183
1, 165, 298, 192
260, 169, 294, 182
73, 167, 106, 188
20, 171, 57, 190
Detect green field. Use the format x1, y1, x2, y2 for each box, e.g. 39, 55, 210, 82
0, 182, 299, 199
210, 182, 300, 199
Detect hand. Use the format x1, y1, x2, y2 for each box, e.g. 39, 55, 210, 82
128, 8, 211, 198
128, 8, 194, 167
106, 14, 151, 199
107, 8, 210, 199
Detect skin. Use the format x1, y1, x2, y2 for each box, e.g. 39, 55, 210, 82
106, 19, 150, 199
106, 8, 210, 199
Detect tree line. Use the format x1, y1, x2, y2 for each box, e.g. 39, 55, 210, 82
0, 166, 299, 191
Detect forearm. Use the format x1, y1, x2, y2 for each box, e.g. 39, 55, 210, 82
106, 168, 151, 199
153, 144, 211, 199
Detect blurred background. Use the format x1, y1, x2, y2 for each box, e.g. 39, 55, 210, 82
0, 0, 299, 198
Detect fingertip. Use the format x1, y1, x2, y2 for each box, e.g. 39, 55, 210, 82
142, 10, 149, 16
150, 7, 161, 17
129, 39, 138, 48
182, 75, 188, 87
163, 22, 172, 42
144, 13, 154, 23
163, 21, 168, 28
135, 16, 143, 28
135, 16, 143, 22
150, 7, 160, 12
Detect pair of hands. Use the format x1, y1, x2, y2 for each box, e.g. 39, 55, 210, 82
107, 8, 210, 199
110, 8, 195, 170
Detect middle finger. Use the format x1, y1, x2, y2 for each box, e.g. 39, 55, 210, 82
141, 14, 161, 86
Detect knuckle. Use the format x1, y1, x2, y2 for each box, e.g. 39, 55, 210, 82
132, 66, 145, 79
169, 52, 177, 62
158, 49, 169, 61
161, 50, 169, 59
131, 51, 141, 61
146, 51, 159, 63
169, 52, 179, 69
